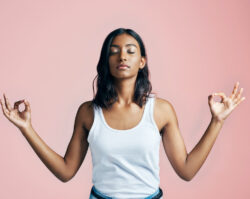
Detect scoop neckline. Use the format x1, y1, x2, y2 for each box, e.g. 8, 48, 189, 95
99, 98, 150, 133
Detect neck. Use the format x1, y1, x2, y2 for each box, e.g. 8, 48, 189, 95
113, 78, 136, 106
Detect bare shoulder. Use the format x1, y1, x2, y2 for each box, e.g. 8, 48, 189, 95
154, 97, 176, 132
76, 100, 94, 132
154, 97, 175, 111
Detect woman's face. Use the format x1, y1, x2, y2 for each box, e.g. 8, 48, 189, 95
108, 33, 146, 80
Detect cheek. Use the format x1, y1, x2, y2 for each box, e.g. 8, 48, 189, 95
108, 57, 116, 72
109, 56, 116, 65
132, 57, 142, 65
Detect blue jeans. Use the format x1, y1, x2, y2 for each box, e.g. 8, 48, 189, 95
89, 186, 163, 199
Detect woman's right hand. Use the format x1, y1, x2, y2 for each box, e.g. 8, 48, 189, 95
0, 93, 32, 130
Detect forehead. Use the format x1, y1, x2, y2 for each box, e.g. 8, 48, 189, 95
111, 33, 139, 48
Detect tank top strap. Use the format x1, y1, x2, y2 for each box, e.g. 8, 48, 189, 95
95, 104, 103, 119
145, 94, 159, 133
149, 94, 156, 120
87, 104, 100, 137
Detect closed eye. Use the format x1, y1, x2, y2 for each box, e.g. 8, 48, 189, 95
109, 51, 135, 55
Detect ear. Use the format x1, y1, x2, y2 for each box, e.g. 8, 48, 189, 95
139, 57, 146, 69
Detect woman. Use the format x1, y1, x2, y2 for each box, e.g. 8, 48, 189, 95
0, 28, 246, 199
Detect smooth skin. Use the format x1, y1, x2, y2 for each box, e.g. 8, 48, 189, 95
0, 33, 246, 183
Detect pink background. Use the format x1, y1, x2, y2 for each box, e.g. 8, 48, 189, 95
0, 0, 249, 198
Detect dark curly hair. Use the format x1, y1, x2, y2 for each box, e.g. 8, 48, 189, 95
91, 28, 156, 109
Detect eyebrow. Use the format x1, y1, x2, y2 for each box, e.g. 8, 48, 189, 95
110, 44, 137, 48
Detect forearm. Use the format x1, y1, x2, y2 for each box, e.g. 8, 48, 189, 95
19, 125, 69, 182
184, 118, 224, 180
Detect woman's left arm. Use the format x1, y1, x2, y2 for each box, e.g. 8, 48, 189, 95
161, 82, 246, 181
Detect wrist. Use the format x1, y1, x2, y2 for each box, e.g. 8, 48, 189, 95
19, 123, 33, 133
211, 117, 225, 125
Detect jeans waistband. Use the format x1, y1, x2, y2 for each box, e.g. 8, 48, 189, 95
90, 186, 163, 199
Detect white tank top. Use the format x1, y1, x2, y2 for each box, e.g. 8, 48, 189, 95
87, 94, 161, 199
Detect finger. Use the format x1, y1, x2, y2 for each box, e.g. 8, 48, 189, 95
208, 94, 214, 107
213, 92, 227, 102
234, 88, 243, 103
24, 99, 31, 112
0, 98, 10, 117
230, 82, 239, 99
14, 100, 25, 110
0, 98, 4, 111
233, 96, 246, 108
3, 93, 12, 111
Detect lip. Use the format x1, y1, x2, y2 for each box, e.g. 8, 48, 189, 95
116, 64, 130, 69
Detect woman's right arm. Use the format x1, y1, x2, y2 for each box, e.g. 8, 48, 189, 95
0, 94, 90, 182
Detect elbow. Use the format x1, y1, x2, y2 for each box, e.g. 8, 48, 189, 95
59, 165, 74, 183
60, 172, 76, 183
59, 176, 70, 183
61, 174, 75, 183
180, 165, 195, 181
178, 171, 194, 182
179, 174, 192, 182
61, 179, 68, 183
182, 173, 194, 181
59, 173, 73, 183
183, 175, 193, 181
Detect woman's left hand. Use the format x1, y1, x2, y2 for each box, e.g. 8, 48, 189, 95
208, 82, 246, 123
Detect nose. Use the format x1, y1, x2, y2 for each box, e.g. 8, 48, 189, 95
119, 49, 127, 62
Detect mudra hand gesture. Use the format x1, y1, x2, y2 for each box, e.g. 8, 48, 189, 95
208, 82, 246, 122
0, 94, 31, 130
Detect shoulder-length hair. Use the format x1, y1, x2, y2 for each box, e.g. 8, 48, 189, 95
91, 28, 156, 109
